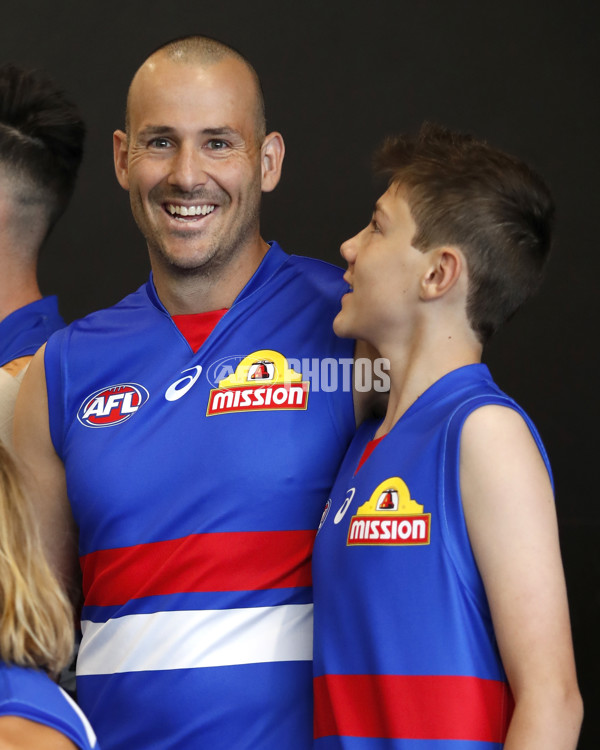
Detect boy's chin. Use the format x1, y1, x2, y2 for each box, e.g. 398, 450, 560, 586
333, 310, 356, 340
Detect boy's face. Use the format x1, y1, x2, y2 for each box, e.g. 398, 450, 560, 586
334, 185, 428, 346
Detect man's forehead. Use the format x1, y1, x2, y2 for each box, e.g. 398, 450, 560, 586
127, 55, 256, 129
131, 54, 252, 100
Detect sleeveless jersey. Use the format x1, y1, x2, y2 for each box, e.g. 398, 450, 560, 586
0, 663, 98, 749
45, 243, 355, 750
312, 364, 552, 749
0, 296, 65, 367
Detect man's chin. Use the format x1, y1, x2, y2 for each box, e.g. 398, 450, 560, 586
150, 249, 214, 278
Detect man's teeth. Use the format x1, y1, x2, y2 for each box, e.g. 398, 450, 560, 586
166, 204, 216, 217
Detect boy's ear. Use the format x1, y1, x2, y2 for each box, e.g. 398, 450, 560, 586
419, 246, 464, 300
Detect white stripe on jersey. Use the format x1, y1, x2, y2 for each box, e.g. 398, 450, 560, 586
78, 604, 313, 675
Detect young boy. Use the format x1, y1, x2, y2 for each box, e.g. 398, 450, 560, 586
312, 123, 582, 749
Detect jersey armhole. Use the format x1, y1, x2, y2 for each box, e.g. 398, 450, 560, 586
439, 395, 554, 610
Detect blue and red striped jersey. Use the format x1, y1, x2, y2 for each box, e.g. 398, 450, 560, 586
312, 364, 552, 749
44, 243, 355, 750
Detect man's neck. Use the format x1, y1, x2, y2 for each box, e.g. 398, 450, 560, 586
150, 238, 270, 315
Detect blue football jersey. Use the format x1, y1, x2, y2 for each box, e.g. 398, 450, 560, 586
0, 663, 98, 749
0, 296, 64, 367
45, 243, 356, 750
313, 364, 552, 749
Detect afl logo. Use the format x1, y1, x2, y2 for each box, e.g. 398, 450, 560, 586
77, 383, 150, 428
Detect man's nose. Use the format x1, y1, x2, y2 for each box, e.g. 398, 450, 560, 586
167, 143, 209, 192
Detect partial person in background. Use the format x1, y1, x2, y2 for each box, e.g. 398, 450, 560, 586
312, 123, 583, 749
0, 62, 85, 446
0, 443, 98, 749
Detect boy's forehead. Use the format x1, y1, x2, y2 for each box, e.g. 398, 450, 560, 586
376, 184, 413, 222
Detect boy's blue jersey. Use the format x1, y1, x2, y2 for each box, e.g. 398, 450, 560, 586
44, 243, 355, 750
0, 663, 98, 749
313, 364, 552, 749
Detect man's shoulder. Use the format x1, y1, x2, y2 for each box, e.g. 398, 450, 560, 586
286, 252, 345, 279
245, 245, 347, 314
59, 281, 154, 332
281, 253, 347, 298
43, 280, 158, 362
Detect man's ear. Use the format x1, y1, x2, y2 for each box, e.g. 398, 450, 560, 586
420, 246, 464, 300
113, 130, 130, 190
260, 132, 285, 193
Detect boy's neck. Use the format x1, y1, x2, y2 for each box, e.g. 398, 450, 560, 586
375, 324, 482, 437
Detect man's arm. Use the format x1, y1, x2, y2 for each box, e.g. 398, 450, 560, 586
460, 405, 583, 750
13, 345, 79, 601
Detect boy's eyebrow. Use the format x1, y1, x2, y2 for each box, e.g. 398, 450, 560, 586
373, 201, 391, 223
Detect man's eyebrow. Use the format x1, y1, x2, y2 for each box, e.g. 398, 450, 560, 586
202, 127, 240, 137
136, 125, 242, 139
136, 125, 176, 138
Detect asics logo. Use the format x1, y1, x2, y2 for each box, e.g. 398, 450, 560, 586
334, 488, 355, 524
165, 366, 203, 401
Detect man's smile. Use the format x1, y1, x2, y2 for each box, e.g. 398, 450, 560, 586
164, 203, 217, 221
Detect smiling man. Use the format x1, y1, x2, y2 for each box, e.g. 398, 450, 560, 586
114, 45, 277, 312
14, 37, 360, 750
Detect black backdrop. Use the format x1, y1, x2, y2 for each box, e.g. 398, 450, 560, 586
2, 1, 598, 745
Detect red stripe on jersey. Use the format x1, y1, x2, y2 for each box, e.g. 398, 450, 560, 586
313, 673, 513, 742
81, 530, 316, 606
172, 309, 227, 353
355, 435, 384, 474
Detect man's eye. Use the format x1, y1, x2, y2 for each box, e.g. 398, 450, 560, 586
370, 219, 381, 233
149, 137, 171, 149
207, 139, 229, 150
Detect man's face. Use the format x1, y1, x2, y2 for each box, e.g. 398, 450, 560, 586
334, 185, 427, 345
115, 55, 265, 277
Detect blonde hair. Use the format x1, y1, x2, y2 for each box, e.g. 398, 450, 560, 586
0, 444, 74, 675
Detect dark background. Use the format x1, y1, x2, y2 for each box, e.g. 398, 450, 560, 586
2, 1, 597, 745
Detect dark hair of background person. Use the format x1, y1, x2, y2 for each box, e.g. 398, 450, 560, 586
0, 63, 85, 235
